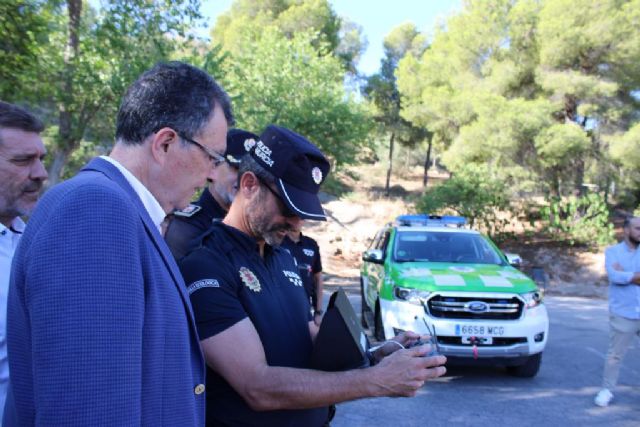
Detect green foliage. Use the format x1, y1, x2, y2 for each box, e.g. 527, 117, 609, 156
397, 0, 640, 199
609, 122, 640, 171
0, 0, 52, 99
212, 0, 363, 72
416, 164, 511, 236
219, 27, 372, 166
541, 193, 615, 246
2, 1, 206, 183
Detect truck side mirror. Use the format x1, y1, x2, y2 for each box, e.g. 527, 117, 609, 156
362, 249, 384, 264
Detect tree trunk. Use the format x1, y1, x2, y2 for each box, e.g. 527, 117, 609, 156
423, 139, 433, 188
574, 158, 584, 196
47, 150, 70, 188
385, 132, 395, 196
54, 0, 82, 182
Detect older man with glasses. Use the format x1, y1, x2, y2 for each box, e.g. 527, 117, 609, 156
178, 125, 447, 427
5, 61, 233, 426
165, 129, 259, 260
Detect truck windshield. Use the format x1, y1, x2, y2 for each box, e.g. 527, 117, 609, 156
393, 231, 504, 265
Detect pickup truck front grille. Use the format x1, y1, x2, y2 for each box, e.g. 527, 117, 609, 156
428, 295, 523, 320
438, 336, 527, 346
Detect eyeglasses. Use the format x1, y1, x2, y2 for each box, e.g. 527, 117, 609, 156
257, 176, 297, 218
178, 132, 226, 167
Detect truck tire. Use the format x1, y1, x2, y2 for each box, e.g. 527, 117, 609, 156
374, 303, 385, 342
507, 352, 542, 378
360, 278, 369, 328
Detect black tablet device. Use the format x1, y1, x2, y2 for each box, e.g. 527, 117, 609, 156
310, 288, 370, 371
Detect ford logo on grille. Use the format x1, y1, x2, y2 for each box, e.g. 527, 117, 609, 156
467, 301, 489, 312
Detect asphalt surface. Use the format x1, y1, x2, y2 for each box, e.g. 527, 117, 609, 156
324, 289, 640, 427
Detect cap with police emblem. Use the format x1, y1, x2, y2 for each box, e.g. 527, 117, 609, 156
250, 125, 330, 221
225, 129, 259, 166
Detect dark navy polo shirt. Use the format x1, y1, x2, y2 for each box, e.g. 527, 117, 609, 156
165, 188, 227, 260
281, 234, 322, 303
178, 222, 329, 427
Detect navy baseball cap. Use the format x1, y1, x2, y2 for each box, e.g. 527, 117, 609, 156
249, 125, 330, 221
225, 129, 259, 166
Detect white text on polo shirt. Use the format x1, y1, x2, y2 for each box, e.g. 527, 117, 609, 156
303, 249, 315, 257
283, 270, 303, 286
255, 141, 274, 167
187, 279, 220, 294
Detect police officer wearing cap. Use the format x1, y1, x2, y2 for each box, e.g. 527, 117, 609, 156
178, 125, 447, 427
165, 129, 258, 260
282, 222, 324, 325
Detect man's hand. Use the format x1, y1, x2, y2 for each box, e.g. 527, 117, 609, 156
369, 346, 447, 397
612, 262, 640, 284
370, 331, 433, 363
313, 311, 323, 326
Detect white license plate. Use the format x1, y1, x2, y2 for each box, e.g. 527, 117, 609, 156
455, 324, 505, 336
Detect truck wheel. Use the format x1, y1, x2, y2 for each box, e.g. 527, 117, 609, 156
374, 304, 385, 342
360, 278, 369, 328
507, 353, 542, 378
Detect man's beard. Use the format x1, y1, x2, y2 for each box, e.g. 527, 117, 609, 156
247, 190, 291, 246
629, 234, 640, 247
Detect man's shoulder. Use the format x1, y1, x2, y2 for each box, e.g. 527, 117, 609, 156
173, 203, 202, 218
299, 235, 320, 255
179, 224, 233, 262
34, 172, 135, 226
300, 233, 319, 246
178, 225, 241, 288
605, 241, 627, 255
166, 209, 210, 242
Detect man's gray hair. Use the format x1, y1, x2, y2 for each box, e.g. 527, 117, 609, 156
237, 155, 276, 187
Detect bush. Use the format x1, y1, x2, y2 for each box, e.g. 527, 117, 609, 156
416, 164, 512, 238
541, 193, 614, 246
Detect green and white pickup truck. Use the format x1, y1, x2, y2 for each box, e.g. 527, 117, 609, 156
360, 215, 549, 377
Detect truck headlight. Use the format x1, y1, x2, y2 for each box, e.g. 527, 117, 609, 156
522, 290, 544, 308
393, 286, 431, 305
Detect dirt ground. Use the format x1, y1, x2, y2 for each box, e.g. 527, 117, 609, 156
305, 164, 611, 300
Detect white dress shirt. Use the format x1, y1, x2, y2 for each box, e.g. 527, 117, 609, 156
100, 156, 166, 233
1, 216, 26, 422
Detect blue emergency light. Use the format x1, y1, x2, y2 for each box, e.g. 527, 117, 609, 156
395, 214, 467, 228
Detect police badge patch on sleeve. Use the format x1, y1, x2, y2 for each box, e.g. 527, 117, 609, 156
173, 204, 202, 218
187, 279, 220, 295
239, 267, 261, 292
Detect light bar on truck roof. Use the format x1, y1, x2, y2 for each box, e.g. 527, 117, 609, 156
395, 214, 467, 228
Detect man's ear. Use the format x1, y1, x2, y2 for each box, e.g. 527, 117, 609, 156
150, 127, 179, 164
239, 171, 260, 196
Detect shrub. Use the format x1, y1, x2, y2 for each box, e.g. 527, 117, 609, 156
541, 193, 614, 246
416, 164, 512, 237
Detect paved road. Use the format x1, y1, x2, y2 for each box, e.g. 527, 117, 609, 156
323, 289, 640, 427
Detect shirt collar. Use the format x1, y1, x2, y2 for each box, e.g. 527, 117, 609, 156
217, 221, 284, 258
0, 217, 26, 235
100, 155, 166, 233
